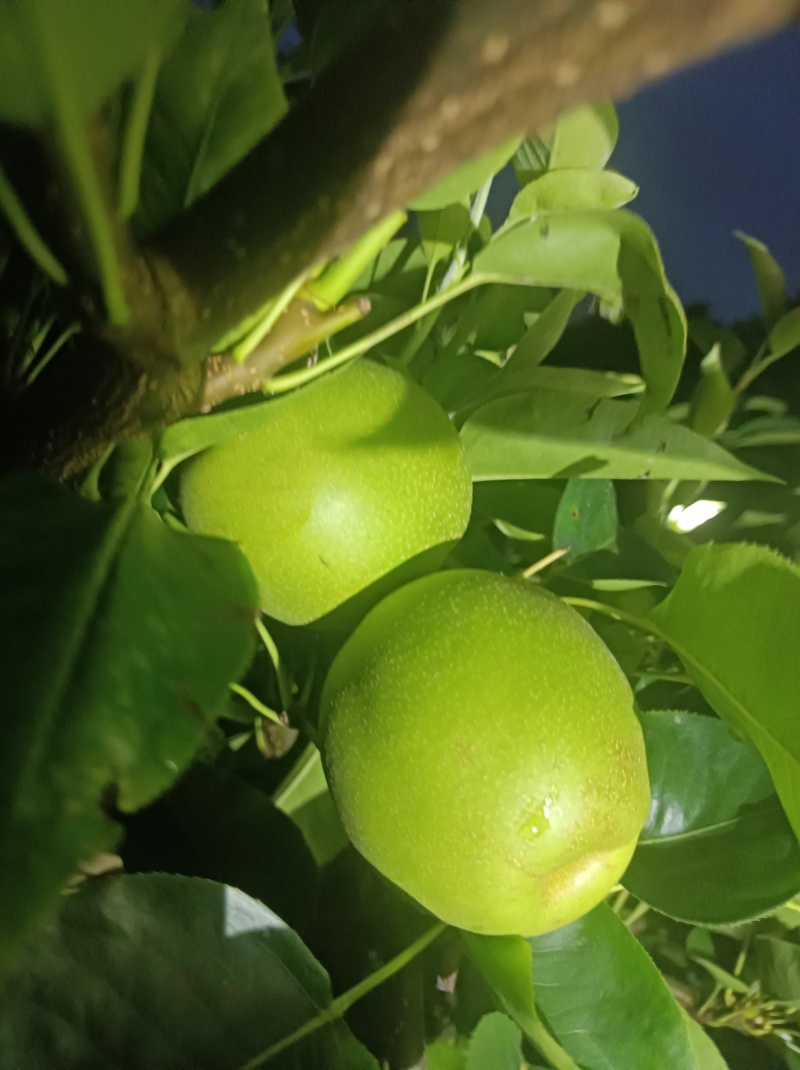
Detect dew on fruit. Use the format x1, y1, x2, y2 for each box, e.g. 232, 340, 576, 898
518, 797, 556, 841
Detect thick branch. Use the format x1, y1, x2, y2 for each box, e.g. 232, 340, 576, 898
151, 0, 792, 362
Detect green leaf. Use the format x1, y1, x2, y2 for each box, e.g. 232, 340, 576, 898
158, 397, 277, 463
682, 1010, 730, 1070
410, 137, 522, 212
475, 209, 686, 412
310, 0, 390, 72
0, 0, 186, 124
0, 475, 258, 968
135, 0, 287, 234
462, 933, 537, 1035
691, 344, 736, 437
755, 936, 800, 1002
768, 306, 800, 362
624, 711, 800, 924
501, 289, 583, 370
466, 1013, 522, 1070
529, 904, 696, 1070
0, 874, 378, 1069
736, 232, 787, 327
691, 957, 752, 996
418, 204, 473, 272
553, 478, 618, 562
650, 544, 800, 844
274, 744, 349, 866
427, 1043, 467, 1070
120, 763, 319, 932
461, 391, 771, 482
548, 101, 619, 170
509, 169, 638, 219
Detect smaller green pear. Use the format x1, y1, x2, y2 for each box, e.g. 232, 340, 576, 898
321, 569, 651, 936
180, 360, 472, 625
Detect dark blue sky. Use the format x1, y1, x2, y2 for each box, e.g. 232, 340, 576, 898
613, 26, 800, 323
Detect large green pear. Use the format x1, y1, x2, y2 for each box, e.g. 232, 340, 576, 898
181, 360, 472, 625
321, 569, 651, 936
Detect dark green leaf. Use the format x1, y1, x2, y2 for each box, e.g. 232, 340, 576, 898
509, 169, 637, 219
135, 0, 287, 234
0, 475, 257, 968
650, 544, 800, 844
0, 0, 186, 124
0, 874, 378, 1069
410, 137, 521, 212
755, 936, 800, 1002
624, 711, 800, 924
530, 903, 697, 1070
475, 210, 686, 412
736, 232, 787, 327
466, 1013, 522, 1070
310, 0, 389, 72
121, 763, 319, 932
553, 478, 618, 561
461, 391, 771, 482
548, 101, 619, 170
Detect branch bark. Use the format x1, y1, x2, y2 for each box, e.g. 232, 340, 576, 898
151, 0, 793, 362
6, 0, 793, 477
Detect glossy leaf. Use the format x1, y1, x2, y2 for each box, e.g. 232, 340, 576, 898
529, 903, 697, 1070
509, 169, 638, 219
624, 711, 800, 924
410, 137, 522, 212
736, 232, 786, 327
0, 874, 378, 1069
461, 391, 770, 482
0, 475, 258, 968
553, 478, 618, 562
549, 101, 619, 170
135, 0, 287, 234
650, 544, 800, 844
475, 209, 686, 412
466, 1013, 522, 1070
0, 0, 185, 124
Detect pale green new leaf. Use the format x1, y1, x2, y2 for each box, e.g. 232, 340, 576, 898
410, 137, 521, 212
461, 391, 770, 482
549, 100, 619, 170
475, 209, 686, 413
736, 231, 786, 327
650, 543, 800, 844
509, 169, 638, 220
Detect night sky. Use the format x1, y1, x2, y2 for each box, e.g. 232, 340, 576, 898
613, 26, 800, 324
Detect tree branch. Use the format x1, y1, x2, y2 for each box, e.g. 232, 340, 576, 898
6, 0, 793, 478
151, 0, 793, 362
